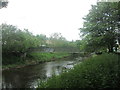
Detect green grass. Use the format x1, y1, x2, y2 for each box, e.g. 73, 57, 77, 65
2, 52, 70, 70
38, 53, 120, 88
29, 52, 70, 62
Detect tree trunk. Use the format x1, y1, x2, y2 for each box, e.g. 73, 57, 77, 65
108, 44, 113, 53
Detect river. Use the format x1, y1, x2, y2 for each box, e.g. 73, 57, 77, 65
2, 56, 83, 88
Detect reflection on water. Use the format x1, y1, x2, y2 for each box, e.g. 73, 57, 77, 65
45, 60, 74, 78
2, 57, 80, 88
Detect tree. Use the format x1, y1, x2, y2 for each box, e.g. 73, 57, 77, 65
2, 24, 45, 64
2, 24, 40, 56
49, 33, 68, 47
80, 2, 119, 52
36, 34, 47, 46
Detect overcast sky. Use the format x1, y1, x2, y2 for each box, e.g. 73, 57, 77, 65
0, 0, 97, 41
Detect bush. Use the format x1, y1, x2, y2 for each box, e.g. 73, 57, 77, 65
38, 53, 120, 88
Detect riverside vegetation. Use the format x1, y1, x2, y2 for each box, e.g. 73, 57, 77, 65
38, 2, 120, 88
2, 24, 78, 70
1, 1, 120, 89
2, 52, 70, 70
38, 53, 120, 88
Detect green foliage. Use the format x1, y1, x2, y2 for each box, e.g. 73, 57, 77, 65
2, 23, 77, 66
29, 52, 70, 62
47, 33, 79, 51
80, 2, 120, 52
36, 34, 47, 46
48, 33, 68, 47
2, 53, 22, 65
2, 24, 78, 55
3, 52, 70, 70
38, 53, 120, 88
2, 24, 39, 53
1, 24, 48, 65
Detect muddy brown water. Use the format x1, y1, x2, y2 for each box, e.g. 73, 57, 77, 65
2, 56, 83, 88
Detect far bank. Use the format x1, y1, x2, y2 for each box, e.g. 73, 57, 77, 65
2, 52, 71, 71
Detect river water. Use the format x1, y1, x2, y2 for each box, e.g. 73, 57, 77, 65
2, 56, 83, 88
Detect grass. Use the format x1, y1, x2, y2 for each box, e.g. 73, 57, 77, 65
29, 52, 70, 62
38, 53, 120, 88
2, 52, 70, 70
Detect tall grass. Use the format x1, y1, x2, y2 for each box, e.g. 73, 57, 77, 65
38, 53, 120, 88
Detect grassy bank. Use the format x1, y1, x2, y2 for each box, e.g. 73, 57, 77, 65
29, 52, 70, 62
38, 53, 120, 88
2, 52, 70, 70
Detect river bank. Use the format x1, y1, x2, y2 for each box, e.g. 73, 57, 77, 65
2, 52, 70, 71
38, 53, 120, 88
2, 54, 83, 88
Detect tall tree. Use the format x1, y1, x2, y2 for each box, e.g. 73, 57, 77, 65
80, 2, 119, 52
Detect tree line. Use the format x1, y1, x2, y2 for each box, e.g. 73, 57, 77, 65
1, 23, 78, 64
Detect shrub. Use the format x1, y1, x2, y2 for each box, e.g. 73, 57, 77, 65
38, 53, 120, 88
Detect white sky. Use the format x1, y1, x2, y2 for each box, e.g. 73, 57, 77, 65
0, 0, 97, 41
